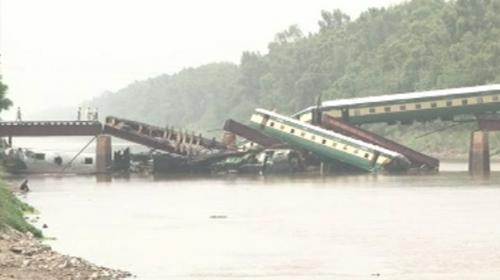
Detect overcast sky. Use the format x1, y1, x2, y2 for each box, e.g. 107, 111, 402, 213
0, 0, 403, 120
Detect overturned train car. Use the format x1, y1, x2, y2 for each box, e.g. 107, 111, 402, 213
248, 109, 410, 173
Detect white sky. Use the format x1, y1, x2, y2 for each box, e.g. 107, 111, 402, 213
0, 0, 403, 120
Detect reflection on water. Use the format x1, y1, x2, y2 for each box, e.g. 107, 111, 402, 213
10, 168, 500, 280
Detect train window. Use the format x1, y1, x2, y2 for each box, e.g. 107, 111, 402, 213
354, 149, 359, 154
322, 139, 327, 145
54, 156, 63, 165
384, 107, 391, 112
493, 96, 499, 101
34, 153, 45, 160
84, 158, 93, 164
343, 145, 348, 150
462, 99, 468, 105
415, 104, 422, 109
399, 105, 406, 111
369, 108, 376, 113
290, 128, 295, 134
430, 102, 437, 108
353, 109, 361, 116
280, 124, 285, 130
446, 100, 453, 107
364, 153, 370, 159
311, 135, 316, 140
301, 132, 306, 137
270, 122, 275, 127
477, 97, 484, 103
332, 142, 337, 147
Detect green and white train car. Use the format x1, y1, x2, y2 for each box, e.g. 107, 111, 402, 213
295, 84, 500, 125
249, 108, 410, 172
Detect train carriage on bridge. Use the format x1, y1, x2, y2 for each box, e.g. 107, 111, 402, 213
295, 84, 500, 125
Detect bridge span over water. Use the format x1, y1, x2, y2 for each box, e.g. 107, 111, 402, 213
1, 84, 500, 175
0, 117, 228, 173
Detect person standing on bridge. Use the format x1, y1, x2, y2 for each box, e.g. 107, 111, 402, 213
86, 107, 92, 121
16, 107, 22, 122
77, 107, 82, 120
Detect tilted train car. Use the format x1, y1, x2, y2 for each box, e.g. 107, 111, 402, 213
249, 108, 410, 172
295, 84, 500, 125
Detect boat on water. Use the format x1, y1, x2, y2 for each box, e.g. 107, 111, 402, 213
2, 147, 96, 174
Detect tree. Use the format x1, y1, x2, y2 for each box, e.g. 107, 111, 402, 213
318, 9, 350, 32
0, 75, 12, 112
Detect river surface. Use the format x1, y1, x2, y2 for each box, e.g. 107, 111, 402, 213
7, 137, 500, 279
7, 170, 500, 280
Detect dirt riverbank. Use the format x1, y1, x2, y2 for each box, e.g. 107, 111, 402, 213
0, 226, 132, 280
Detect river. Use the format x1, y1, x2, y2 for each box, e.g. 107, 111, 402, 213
7, 137, 500, 279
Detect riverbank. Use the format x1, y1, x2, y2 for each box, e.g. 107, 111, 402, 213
0, 183, 132, 280
0, 182, 41, 237
0, 227, 131, 280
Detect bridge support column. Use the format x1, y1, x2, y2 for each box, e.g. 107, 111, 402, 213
468, 130, 490, 177
96, 134, 112, 174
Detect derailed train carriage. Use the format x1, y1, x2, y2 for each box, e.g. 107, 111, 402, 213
249, 108, 410, 173
295, 84, 500, 125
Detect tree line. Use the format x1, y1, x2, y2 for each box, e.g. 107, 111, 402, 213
89, 0, 500, 157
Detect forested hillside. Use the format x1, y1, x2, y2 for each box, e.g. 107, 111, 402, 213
89, 0, 500, 157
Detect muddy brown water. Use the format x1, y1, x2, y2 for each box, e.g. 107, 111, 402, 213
7, 137, 500, 279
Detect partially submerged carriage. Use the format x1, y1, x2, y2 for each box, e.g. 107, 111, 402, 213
249, 108, 410, 173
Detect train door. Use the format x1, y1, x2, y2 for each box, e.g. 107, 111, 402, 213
261, 114, 270, 129
370, 151, 380, 169
341, 108, 349, 120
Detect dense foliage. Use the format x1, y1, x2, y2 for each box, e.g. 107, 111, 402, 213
90, 0, 500, 156
0, 76, 12, 114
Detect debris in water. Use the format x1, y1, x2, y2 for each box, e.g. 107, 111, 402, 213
209, 215, 227, 219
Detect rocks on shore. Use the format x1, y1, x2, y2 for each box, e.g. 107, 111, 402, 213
0, 227, 132, 280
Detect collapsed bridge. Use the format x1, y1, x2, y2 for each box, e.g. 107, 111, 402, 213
0, 117, 232, 173
2, 84, 500, 175
103, 116, 226, 155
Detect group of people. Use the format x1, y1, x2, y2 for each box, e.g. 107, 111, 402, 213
13, 107, 99, 122
77, 107, 99, 121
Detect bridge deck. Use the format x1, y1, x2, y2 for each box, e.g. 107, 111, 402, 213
0, 121, 102, 136
104, 116, 226, 155
223, 119, 281, 147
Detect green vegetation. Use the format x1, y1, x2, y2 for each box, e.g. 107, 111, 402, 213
0, 75, 12, 113
0, 76, 37, 235
0, 183, 42, 237
89, 0, 500, 157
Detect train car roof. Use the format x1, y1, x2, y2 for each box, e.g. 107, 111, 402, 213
321, 84, 500, 108
293, 84, 500, 117
255, 108, 403, 157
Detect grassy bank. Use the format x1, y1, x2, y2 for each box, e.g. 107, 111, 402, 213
0, 183, 42, 237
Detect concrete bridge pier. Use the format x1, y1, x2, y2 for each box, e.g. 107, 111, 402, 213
468, 130, 490, 177
96, 134, 112, 174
